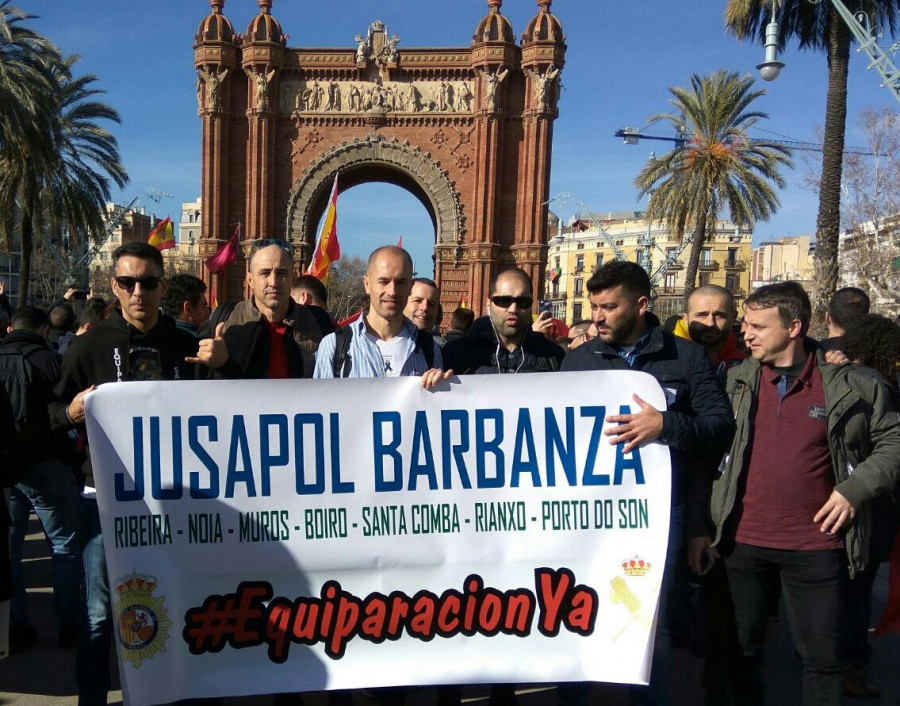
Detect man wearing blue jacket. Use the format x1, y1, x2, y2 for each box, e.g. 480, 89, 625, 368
561, 261, 734, 705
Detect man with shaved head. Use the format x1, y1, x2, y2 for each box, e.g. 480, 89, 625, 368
682, 284, 746, 379
442, 268, 564, 374
314, 245, 447, 388
191, 241, 323, 378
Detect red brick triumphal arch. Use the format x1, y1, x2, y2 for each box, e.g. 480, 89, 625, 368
194, 0, 566, 311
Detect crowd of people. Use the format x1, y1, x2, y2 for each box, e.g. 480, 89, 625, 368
0, 239, 898, 706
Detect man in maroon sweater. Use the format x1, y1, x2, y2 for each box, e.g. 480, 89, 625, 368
711, 282, 900, 706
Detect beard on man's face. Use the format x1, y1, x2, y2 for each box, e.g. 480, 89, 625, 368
687, 321, 728, 347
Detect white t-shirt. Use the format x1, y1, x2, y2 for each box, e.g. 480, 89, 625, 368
367, 328, 412, 377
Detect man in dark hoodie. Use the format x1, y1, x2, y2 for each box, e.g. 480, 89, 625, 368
51, 241, 198, 706
560, 261, 734, 706
442, 268, 564, 375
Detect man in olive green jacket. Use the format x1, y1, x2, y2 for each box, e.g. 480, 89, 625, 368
708, 282, 900, 706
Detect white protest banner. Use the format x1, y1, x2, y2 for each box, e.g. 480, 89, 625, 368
85, 370, 671, 706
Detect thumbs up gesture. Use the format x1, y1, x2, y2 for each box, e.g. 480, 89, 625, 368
187, 321, 229, 368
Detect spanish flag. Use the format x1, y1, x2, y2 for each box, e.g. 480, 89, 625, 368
147, 217, 175, 251
306, 173, 341, 284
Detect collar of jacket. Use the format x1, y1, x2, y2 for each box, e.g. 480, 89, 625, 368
730, 337, 837, 388
2, 329, 50, 349
353, 313, 420, 342
227, 298, 304, 329
101, 307, 174, 339
591, 312, 663, 357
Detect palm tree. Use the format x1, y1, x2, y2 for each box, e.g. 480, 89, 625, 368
725, 0, 900, 329
0, 50, 127, 304
0, 1, 58, 154
635, 70, 792, 297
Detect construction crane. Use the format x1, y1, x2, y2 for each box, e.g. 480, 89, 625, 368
614, 127, 873, 156
613, 127, 872, 285
40, 187, 170, 287
545, 193, 629, 263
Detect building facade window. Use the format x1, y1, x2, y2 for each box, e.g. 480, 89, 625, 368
664, 273, 677, 293
574, 278, 583, 296
701, 248, 712, 265
595, 253, 604, 269
699, 272, 711, 286
572, 302, 583, 321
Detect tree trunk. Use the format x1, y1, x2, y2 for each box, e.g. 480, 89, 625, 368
812, 8, 851, 336
17, 208, 34, 307
682, 217, 708, 300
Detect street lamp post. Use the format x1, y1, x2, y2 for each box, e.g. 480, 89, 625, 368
759, 0, 900, 105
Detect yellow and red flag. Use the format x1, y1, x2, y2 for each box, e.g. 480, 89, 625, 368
306, 173, 341, 283
458, 292, 468, 309
147, 217, 174, 251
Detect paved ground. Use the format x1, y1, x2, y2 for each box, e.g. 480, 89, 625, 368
1, 515, 898, 705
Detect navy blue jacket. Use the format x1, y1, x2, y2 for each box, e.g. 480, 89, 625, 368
442, 316, 565, 374
561, 313, 735, 537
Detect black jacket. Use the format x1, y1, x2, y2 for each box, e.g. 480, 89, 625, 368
1, 330, 72, 463
561, 313, 735, 537
212, 299, 323, 379
51, 309, 198, 485
442, 316, 565, 374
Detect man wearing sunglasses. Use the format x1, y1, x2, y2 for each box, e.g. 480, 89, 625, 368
442, 268, 564, 375
190, 242, 323, 379
49, 241, 199, 706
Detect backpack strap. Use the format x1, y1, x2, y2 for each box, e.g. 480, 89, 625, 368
414, 331, 435, 369
332, 326, 353, 378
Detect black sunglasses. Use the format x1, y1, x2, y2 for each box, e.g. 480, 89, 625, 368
490, 295, 533, 309
114, 276, 161, 291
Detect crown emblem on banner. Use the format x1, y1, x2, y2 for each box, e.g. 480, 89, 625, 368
113, 572, 172, 669
622, 556, 651, 576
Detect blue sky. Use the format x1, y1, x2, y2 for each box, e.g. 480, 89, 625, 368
21, 0, 897, 276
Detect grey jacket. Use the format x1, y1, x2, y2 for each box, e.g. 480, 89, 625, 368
711, 346, 900, 575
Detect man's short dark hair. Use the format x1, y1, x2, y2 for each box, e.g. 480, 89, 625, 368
162, 274, 207, 318
291, 274, 328, 305
79, 298, 108, 328
111, 241, 164, 276
489, 268, 533, 296
450, 307, 474, 332
49, 303, 76, 331
412, 277, 440, 293
827, 287, 870, 331
586, 261, 651, 299
744, 281, 812, 335
10, 306, 49, 332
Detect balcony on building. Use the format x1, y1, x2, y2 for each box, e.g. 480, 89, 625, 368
724, 258, 747, 271
698, 261, 720, 271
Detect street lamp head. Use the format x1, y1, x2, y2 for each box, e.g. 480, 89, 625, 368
757, 60, 784, 82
